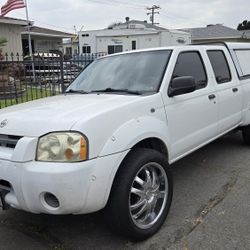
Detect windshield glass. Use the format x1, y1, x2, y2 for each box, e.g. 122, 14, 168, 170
67, 50, 172, 94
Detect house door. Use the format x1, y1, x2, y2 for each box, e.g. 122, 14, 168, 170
22, 39, 34, 55
131, 40, 137, 50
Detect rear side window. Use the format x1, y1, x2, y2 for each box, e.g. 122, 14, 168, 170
234, 49, 250, 77
207, 50, 231, 84
172, 51, 207, 89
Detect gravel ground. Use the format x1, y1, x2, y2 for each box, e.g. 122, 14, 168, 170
0, 132, 249, 250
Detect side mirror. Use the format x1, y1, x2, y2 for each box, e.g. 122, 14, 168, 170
168, 76, 196, 97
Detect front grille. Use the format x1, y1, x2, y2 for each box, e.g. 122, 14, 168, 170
0, 134, 22, 148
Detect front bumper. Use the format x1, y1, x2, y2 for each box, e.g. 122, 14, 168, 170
0, 150, 128, 215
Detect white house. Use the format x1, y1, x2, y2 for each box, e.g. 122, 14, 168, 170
21, 26, 74, 55
78, 18, 191, 55
0, 17, 27, 58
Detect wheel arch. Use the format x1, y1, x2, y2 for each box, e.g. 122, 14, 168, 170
99, 116, 171, 158
131, 137, 169, 160
104, 136, 169, 208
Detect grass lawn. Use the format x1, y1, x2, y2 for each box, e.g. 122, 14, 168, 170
0, 86, 61, 109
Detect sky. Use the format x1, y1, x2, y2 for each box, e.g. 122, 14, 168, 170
0, 0, 249, 33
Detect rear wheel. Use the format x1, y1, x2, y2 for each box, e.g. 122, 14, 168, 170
106, 148, 173, 241
242, 125, 250, 145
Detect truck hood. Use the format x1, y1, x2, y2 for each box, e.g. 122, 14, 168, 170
0, 94, 139, 137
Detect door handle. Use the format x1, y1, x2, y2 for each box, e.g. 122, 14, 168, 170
208, 94, 216, 100
232, 88, 238, 93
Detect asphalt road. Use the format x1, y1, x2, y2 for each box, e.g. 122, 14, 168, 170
0, 132, 250, 250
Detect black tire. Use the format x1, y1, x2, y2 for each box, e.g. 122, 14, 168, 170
105, 148, 173, 241
242, 125, 250, 145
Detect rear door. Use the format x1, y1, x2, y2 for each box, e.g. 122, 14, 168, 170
207, 49, 243, 133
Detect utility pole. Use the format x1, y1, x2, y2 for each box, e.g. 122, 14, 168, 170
146, 5, 160, 25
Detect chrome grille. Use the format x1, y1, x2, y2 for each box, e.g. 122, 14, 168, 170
0, 134, 22, 148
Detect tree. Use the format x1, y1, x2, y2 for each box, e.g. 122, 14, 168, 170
237, 20, 250, 30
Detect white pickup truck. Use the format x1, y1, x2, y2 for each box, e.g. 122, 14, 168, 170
0, 42, 250, 240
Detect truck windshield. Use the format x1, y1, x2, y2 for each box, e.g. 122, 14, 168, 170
67, 50, 172, 95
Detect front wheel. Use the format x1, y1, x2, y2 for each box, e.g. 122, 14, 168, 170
106, 148, 173, 241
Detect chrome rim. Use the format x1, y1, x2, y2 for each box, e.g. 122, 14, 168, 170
129, 162, 168, 229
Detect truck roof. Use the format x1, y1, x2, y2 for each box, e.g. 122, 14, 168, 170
101, 42, 250, 59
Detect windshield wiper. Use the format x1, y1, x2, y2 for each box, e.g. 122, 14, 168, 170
65, 89, 89, 94
91, 88, 142, 95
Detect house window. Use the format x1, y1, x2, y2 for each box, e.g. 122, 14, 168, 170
108, 45, 123, 54
82, 46, 91, 54
132, 41, 136, 50
82, 34, 89, 37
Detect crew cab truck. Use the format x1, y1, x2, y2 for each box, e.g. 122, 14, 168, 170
0, 42, 250, 240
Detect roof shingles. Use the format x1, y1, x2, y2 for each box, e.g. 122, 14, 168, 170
22, 26, 74, 38
109, 19, 167, 31
181, 24, 243, 40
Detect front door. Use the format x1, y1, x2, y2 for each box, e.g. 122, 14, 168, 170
164, 50, 218, 161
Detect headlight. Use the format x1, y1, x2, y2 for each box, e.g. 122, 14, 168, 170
36, 132, 88, 162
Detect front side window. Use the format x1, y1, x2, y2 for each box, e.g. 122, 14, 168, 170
172, 51, 207, 90
67, 50, 172, 94
207, 50, 231, 84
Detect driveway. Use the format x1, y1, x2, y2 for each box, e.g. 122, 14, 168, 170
0, 132, 250, 250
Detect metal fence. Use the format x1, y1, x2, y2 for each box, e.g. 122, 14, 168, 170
0, 53, 105, 109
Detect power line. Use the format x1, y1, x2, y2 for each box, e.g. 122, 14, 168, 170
111, 0, 147, 8
88, 0, 145, 9
146, 5, 161, 25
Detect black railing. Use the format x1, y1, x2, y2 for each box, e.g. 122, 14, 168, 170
0, 52, 105, 109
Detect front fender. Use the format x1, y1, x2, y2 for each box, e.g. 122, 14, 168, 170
99, 116, 171, 158
95, 116, 170, 208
